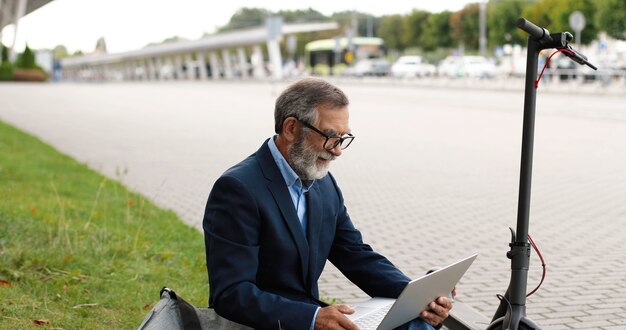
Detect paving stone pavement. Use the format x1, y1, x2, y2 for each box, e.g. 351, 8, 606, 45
1, 80, 625, 329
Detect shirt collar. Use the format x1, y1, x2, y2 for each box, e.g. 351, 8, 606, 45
267, 136, 314, 191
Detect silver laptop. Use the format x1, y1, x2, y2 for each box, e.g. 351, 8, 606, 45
347, 254, 478, 330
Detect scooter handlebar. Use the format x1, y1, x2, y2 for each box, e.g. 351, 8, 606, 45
516, 18, 553, 43
517, 18, 598, 70
564, 45, 598, 70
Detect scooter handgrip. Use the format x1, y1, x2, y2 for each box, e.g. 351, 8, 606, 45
516, 18, 553, 43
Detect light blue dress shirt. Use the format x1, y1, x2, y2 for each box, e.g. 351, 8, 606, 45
267, 136, 319, 329
267, 136, 314, 232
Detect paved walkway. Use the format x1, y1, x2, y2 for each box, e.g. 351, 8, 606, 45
1, 80, 625, 329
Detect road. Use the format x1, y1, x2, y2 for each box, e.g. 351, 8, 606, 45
1, 80, 625, 329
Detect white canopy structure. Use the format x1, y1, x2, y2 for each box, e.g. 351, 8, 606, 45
60, 20, 339, 81
0, 0, 54, 58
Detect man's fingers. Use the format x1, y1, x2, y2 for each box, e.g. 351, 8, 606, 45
336, 304, 355, 315
419, 297, 453, 326
427, 302, 448, 319
430, 298, 452, 317
315, 305, 359, 329
436, 296, 453, 309
336, 315, 359, 330
334, 305, 359, 329
421, 309, 445, 326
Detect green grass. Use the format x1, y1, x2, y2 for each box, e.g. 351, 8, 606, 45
0, 120, 208, 328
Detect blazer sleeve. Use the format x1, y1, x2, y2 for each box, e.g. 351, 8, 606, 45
326, 174, 411, 298
203, 175, 318, 329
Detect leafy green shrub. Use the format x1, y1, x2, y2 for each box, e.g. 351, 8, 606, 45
0, 61, 14, 80
16, 45, 36, 69
1, 44, 9, 64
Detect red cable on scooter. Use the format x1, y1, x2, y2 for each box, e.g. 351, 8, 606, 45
526, 234, 547, 297
535, 49, 575, 89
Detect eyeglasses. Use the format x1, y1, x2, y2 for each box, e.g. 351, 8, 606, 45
297, 119, 355, 151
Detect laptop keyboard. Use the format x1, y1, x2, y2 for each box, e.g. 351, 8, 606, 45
354, 303, 394, 330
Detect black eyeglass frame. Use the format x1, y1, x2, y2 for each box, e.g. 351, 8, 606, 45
296, 118, 355, 151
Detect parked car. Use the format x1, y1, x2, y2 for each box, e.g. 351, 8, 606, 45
438, 56, 463, 78
342, 58, 391, 77
554, 56, 578, 81
496, 55, 527, 77
390, 55, 436, 78
438, 56, 497, 78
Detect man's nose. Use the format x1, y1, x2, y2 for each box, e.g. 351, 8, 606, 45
328, 143, 342, 157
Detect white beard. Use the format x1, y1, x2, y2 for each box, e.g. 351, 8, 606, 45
288, 133, 336, 181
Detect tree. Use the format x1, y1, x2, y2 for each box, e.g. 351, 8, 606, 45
521, 0, 597, 45
277, 9, 332, 58
487, 0, 529, 46
378, 15, 406, 51
1, 43, 9, 63
360, 14, 381, 38
401, 10, 430, 49
16, 45, 36, 69
451, 3, 481, 50
219, 7, 271, 32
329, 11, 380, 38
595, 0, 626, 40
0, 43, 14, 81
53, 45, 69, 59
550, 0, 597, 44
419, 11, 455, 51
144, 36, 188, 48
520, 0, 552, 29
277, 8, 326, 23
329, 10, 359, 39
95, 37, 107, 53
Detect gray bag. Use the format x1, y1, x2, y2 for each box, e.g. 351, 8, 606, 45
137, 287, 252, 330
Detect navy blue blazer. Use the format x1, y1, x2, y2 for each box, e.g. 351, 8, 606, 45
203, 140, 410, 329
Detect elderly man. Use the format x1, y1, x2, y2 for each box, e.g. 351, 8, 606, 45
203, 78, 452, 329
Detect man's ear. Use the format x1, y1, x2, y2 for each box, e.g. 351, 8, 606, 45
281, 117, 299, 142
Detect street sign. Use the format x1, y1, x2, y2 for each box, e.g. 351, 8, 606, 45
286, 35, 297, 55
569, 11, 585, 31
266, 16, 283, 41
569, 11, 585, 44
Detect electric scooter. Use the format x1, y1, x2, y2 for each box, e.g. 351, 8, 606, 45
486, 18, 597, 330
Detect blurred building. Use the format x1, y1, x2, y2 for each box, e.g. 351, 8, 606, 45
60, 19, 339, 82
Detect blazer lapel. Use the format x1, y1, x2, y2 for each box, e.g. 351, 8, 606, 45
306, 184, 323, 290
256, 141, 310, 282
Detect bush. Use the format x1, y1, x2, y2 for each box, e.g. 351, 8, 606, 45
16, 45, 36, 69
1, 44, 9, 64
0, 62, 14, 80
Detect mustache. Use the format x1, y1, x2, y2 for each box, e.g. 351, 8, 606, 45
318, 151, 336, 161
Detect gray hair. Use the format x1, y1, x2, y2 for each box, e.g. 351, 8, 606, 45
274, 78, 349, 133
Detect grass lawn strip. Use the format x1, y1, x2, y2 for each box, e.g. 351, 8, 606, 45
0, 120, 208, 328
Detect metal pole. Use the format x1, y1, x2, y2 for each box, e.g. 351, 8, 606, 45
266, 16, 283, 80
516, 40, 538, 243
10, 0, 27, 61
0, 0, 5, 41
479, 1, 487, 57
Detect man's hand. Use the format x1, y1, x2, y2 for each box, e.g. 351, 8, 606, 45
314, 304, 359, 330
420, 296, 453, 327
